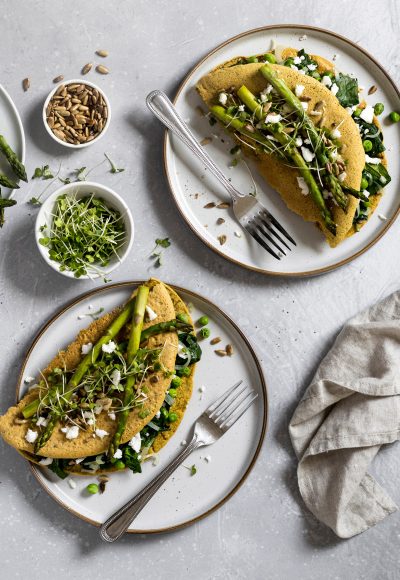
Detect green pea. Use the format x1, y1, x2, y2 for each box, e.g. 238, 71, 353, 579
360, 177, 369, 190
373, 103, 384, 116
168, 388, 177, 398
363, 140, 373, 152
161, 407, 169, 418
199, 327, 211, 339
178, 366, 191, 378
171, 376, 182, 388
246, 56, 259, 64
115, 460, 125, 470
311, 71, 321, 81
389, 111, 400, 123
176, 313, 190, 324
263, 53, 276, 63
168, 412, 178, 422
353, 108, 362, 117
86, 483, 99, 494
198, 315, 209, 327
284, 57, 295, 67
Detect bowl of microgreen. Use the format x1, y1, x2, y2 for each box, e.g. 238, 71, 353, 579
35, 181, 134, 280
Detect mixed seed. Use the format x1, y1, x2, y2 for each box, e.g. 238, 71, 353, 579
45, 82, 108, 145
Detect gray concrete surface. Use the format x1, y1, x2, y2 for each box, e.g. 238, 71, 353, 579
0, 1, 399, 578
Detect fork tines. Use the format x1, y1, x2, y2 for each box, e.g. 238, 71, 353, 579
206, 380, 258, 431
246, 210, 296, 260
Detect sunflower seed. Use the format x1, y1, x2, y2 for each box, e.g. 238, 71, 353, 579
368, 85, 377, 95
96, 50, 109, 57
214, 349, 227, 357
204, 202, 216, 208
53, 75, 64, 83
226, 344, 234, 356
216, 218, 225, 225
82, 63, 93, 75
210, 337, 221, 345
22, 78, 30, 91
200, 137, 212, 146
218, 235, 227, 245
217, 202, 230, 209
96, 65, 109, 75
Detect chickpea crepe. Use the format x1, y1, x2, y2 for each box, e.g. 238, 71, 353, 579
197, 47, 391, 247
0, 279, 201, 478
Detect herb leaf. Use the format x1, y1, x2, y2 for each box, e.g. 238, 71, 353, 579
48, 458, 69, 479
335, 73, 359, 108
155, 238, 171, 248
104, 153, 125, 174
32, 165, 54, 180
123, 446, 142, 473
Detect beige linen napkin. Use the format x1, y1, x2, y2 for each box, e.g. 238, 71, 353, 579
289, 291, 400, 538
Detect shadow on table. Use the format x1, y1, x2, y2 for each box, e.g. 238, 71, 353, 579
25, 99, 77, 158
272, 344, 342, 549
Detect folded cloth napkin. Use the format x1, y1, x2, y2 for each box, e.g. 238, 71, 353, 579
289, 291, 400, 538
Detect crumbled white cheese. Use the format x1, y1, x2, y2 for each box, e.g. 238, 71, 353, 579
330, 83, 339, 96
68, 479, 77, 489
295, 84, 305, 97
77, 314, 86, 320
322, 75, 332, 88
204, 455, 212, 463
128, 433, 141, 453
81, 342, 93, 355
94, 404, 103, 415
87, 418, 94, 426
234, 231, 242, 238
218, 92, 228, 105
265, 113, 282, 123
298, 69, 306, 75
290, 64, 299, 71
301, 147, 315, 163
95, 428, 109, 439
331, 128, 342, 139
108, 412, 116, 421
155, 411, 161, 419
301, 101, 308, 111
102, 340, 116, 354
365, 155, 381, 165
304, 139, 311, 145
331, 149, 338, 160
25, 429, 38, 444
36, 416, 48, 427
308, 64, 317, 71
61, 425, 80, 440
297, 177, 310, 196
293, 56, 302, 65
360, 105, 374, 124
238, 104, 245, 112
145, 305, 158, 322
338, 172, 347, 183
180, 440, 187, 446
24, 376, 35, 384
75, 457, 85, 464
299, 34, 308, 41
83, 411, 93, 419
110, 369, 121, 387
295, 136, 303, 147
378, 214, 388, 221
113, 449, 123, 459
38, 457, 53, 466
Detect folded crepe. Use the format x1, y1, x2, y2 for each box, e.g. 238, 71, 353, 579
196, 50, 386, 247
0, 279, 199, 475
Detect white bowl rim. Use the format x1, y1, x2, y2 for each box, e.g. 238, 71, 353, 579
42, 78, 111, 149
35, 181, 134, 280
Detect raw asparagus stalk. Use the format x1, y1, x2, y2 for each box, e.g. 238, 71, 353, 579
213, 94, 336, 235
23, 296, 139, 424
0, 135, 27, 182
258, 65, 361, 206
0, 174, 19, 189
108, 285, 149, 459
0, 193, 17, 227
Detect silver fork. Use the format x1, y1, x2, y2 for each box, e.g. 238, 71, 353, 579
100, 380, 257, 542
146, 90, 296, 260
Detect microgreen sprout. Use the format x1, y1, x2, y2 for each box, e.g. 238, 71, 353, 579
39, 192, 126, 278
151, 237, 171, 267
104, 153, 125, 174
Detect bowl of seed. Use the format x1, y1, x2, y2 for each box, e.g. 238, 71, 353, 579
42, 79, 111, 148
35, 181, 134, 280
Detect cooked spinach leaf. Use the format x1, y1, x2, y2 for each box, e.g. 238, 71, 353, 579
355, 118, 385, 156
177, 333, 202, 365
363, 162, 391, 196
123, 446, 142, 473
335, 73, 359, 108
48, 458, 69, 479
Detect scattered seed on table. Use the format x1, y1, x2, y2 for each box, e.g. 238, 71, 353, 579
81, 63, 93, 75
53, 75, 64, 83
96, 50, 109, 57
22, 78, 30, 91
96, 65, 109, 75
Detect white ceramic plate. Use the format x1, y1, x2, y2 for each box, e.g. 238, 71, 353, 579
0, 84, 25, 197
17, 282, 267, 533
164, 25, 400, 276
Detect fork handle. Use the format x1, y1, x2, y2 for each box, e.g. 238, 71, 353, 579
99, 435, 202, 542
146, 90, 242, 201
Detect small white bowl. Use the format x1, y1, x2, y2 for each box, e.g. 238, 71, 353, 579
35, 181, 134, 280
42, 79, 111, 149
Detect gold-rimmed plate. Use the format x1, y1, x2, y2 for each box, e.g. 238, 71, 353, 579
163, 25, 400, 276
17, 282, 267, 533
